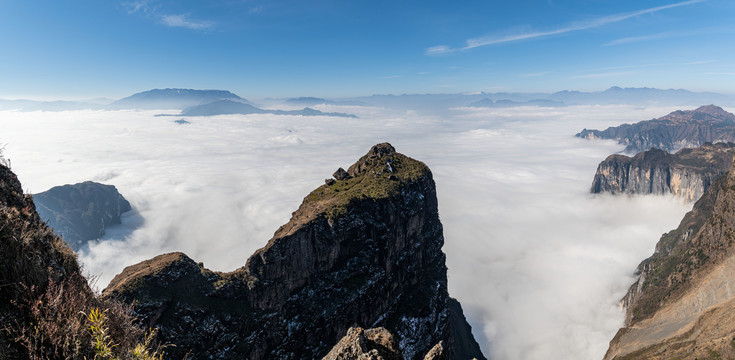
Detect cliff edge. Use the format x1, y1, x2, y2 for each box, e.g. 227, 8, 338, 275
591, 142, 735, 202
605, 152, 735, 359
103, 143, 486, 360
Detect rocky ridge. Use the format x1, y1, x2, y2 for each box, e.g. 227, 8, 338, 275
605, 153, 735, 359
102, 143, 486, 360
33, 181, 132, 250
576, 105, 735, 153
591, 142, 735, 201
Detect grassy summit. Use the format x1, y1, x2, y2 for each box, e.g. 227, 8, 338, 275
305, 143, 428, 216
274, 143, 430, 237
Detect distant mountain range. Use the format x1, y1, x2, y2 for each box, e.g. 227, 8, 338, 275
468, 98, 565, 108
577, 105, 735, 153
171, 99, 358, 118
0, 87, 733, 112
284, 97, 370, 107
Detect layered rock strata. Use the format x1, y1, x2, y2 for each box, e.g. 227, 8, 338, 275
605, 153, 735, 359
103, 143, 486, 360
591, 142, 735, 201
576, 105, 735, 153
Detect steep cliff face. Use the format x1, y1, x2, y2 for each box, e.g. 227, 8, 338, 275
576, 105, 735, 153
605, 154, 735, 359
591, 143, 735, 201
34, 181, 132, 250
103, 143, 486, 360
0, 164, 98, 358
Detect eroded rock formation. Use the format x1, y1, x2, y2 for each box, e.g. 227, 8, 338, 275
103, 143, 486, 360
591, 142, 735, 201
605, 153, 735, 359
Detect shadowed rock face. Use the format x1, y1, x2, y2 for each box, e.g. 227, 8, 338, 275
605, 153, 735, 359
103, 143, 486, 360
33, 181, 131, 250
0, 165, 90, 359
591, 142, 735, 202
577, 105, 735, 153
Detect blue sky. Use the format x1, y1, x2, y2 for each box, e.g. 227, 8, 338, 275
1, 0, 734, 99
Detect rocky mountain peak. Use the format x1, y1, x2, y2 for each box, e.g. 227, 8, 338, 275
102, 143, 485, 360
661, 104, 735, 125
577, 105, 735, 153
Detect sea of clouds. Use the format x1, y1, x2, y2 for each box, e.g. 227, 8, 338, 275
2, 104, 698, 359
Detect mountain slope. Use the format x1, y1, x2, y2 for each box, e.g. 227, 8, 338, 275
605, 154, 735, 359
102, 143, 485, 360
591, 142, 735, 201
577, 105, 735, 153
108, 88, 247, 110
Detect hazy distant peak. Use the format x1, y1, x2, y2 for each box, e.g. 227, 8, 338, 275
657, 104, 734, 124
108, 88, 248, 110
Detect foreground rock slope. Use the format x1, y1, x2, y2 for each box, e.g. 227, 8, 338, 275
591, 142, 735, 201
605, 154, 735, 359
577, 105, 735, 153
34, 181, 132, 250
103, 143, 486, 360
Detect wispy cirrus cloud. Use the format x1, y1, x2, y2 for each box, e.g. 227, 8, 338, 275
520, 71, 550, 77
122, 1, 214, 30
605, 26, 734, 46
604, 32, 677, 46
161, 14, 214, 30
572, 70, 636, 79
425, 0, 705, 55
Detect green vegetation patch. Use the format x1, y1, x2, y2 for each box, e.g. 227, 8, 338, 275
302, 152, 429, 220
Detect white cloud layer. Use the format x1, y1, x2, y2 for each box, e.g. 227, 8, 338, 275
1, 104, 693, 359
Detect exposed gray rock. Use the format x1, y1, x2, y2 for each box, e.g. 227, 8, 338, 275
591, 143, 735, 202
333, 167, 350, 180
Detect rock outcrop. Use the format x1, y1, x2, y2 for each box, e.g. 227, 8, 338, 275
103, 143, 486, 360
323, 327, 402, 360
33, 181, 132, 250
605, 153, 735, 359
591, 142, 735, 201
576, 105, 735, 153
0, 164, 96, 358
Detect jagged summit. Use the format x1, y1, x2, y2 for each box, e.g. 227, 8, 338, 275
657, 104, 735, 125
103, 143, 485, 360
576, 105, 735, 153
276, 143, 428, 237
